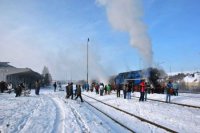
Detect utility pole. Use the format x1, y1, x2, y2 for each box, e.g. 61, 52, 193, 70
87, 38, 89, 84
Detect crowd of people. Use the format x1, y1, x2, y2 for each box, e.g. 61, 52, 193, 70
0, 80, 41, 97
59, 79, 176, 104
61, 79, 178, 103
1, 78, 179, 104
89, 83, 112, 96
65, 82, 84, 102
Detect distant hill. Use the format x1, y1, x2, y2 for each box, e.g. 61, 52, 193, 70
169, 71, 200, 83
169, 71, 200, 90
183, 72, 200, 83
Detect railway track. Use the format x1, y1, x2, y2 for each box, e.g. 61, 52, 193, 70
62, 96, 134, 133
83, 94, 177, 133
130, 95, 200, 109
112, 92, 200, 109
84, 100, 135, 133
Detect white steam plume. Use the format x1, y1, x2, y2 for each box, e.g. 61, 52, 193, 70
97, 0, 153, 67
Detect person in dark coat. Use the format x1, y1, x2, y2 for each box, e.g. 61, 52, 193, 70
104, 85, 108, 95
15, 84, 22, 97
95, 84, 99, 94
123, 84, 127, 99
166, 80, 173, 103
53, 82, 57, 92
127, 82, 132, 99
0, 81, 7, 93
67, 83, 74, 99
75, 85, 83, 102
35, 80, 40, 95
0, 81, 4, 93
116, 84, 121, 97
65, 83, 70, 99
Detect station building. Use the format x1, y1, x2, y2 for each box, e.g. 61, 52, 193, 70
0, 62, 42, 88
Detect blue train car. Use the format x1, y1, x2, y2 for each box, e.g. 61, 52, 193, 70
115, 70, 144, 85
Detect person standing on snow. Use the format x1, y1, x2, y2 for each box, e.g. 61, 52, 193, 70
127, 82, 132, 99
90, 83, 94, 92
173, 81, 179, 96
53, 82, 57, 92
123, 84, 127, 99
99, 83, 104, 96
69, 83, 74, 99
65, 83, 70, 99
116, 84, 121, 97
15, 84, 22, 97
139, 80, 145, 102
85, 83, 89, 92
107, 84, 111, 95
35, 80, 40, 95
75, 85, 84, 102
66, 83, 72, 99
166, 80, 173, 103
144, 82, 150, 101
95, 83, 99, 94
0, 81, 7, 93
104, 85, 108, 95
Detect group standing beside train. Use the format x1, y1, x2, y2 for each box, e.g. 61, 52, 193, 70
82, 79, 179, 103
1, 78, 179, 104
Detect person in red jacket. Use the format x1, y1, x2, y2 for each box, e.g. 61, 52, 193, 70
139, 80, 145, 101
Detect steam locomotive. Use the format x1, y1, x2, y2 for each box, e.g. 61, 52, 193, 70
114, 69, 166, 93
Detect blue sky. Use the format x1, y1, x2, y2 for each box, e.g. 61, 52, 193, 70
0, 0, 200, 80
144, 0, 200, 72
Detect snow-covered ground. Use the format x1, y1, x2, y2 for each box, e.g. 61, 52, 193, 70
183, 72, 200, 83
0, 88, 200, 133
